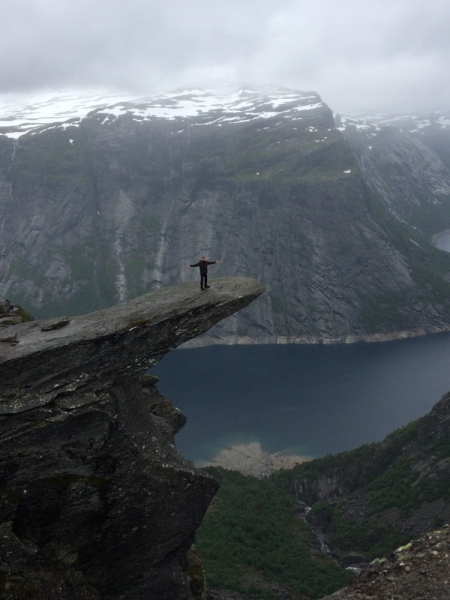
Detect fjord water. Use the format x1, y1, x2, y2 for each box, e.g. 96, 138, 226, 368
152, 334, 450, 463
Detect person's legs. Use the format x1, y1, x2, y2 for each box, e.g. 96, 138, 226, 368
200, 274, 206, 290
204, 274, 209, 288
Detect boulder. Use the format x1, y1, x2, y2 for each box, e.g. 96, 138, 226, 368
0, 299, 10, 313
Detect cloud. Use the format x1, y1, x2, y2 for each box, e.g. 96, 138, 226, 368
1, 0, 449, 113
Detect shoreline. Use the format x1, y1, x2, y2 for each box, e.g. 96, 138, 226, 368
197, 442, 311, 478
181, 325, 450, 348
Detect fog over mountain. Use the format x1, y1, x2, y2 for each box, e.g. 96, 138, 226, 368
1, 0, 449, 114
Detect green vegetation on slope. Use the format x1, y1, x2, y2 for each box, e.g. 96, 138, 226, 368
270, 395, 450, 561
196, 467, 354, 600
307, 502, 407, 560
12, 129, 90, 188
225, 127, 356, 185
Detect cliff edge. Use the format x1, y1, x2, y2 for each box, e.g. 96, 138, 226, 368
0, 277, 264, 599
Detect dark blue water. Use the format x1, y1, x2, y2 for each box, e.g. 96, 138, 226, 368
151, 333, 450, 463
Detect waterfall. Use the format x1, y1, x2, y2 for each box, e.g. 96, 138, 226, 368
0, 143, 18, 292
9, 144, 17, 199
0, 219, 6, 259
151, 197, 176, 290
113, 190, 134, 303
0, 141, 17, 199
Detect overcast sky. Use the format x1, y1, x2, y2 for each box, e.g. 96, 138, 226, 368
1, 0, 449, 114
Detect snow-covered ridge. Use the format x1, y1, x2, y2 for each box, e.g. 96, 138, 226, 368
0, 88, 324, 139
336, 111, 450, 135
357, 112, 450, 132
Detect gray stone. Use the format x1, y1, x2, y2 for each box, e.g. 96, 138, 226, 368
0, 331, 17, 343
0, 299, 10, 314
0, 277, 263, 599
40, 316, 70, 331
0, 316, 22, 327
0, 277, 264, 415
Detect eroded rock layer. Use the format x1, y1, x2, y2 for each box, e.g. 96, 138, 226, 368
0, 277, 263, 599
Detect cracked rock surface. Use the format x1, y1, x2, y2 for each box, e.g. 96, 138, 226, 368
0, 277, 263, 599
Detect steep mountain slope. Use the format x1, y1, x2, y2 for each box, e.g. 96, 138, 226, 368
197, 467, 353, 600
353, 111, 450, 170
271, 391, 450, 564
2, 88, 450, 343
336, 115, 450, 235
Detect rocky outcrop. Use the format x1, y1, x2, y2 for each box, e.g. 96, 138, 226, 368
0, 300, 34, 330
0, 277, 264, 599
320, 525, 450, 600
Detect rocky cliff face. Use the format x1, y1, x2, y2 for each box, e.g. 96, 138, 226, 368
0, 276, 263, 599
351, 110, 450, 171
2, 88, 450, 343
336, 115, 450, 236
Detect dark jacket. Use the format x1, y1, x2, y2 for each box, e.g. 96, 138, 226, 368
190, 260, 216, 275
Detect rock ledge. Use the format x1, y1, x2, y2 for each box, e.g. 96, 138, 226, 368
0, 277, 264, 415
0, 277, 263, 599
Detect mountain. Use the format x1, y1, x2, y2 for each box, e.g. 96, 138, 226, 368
350, 110, 450, 170
0, 87, 325, 137
271, 390, 450, 564
2, 87, 450, 343
335, 114, 450, 233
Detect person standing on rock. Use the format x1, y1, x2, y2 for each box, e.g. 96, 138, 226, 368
187, 257, 220, 291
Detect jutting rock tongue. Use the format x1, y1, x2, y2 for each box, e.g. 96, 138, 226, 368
0, 277, 263, 414
0, 277, 264, 600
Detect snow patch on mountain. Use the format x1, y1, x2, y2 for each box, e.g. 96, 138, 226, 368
349, 112, 450, 133
0, 88, 324, 139
334, 114, 380, 134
